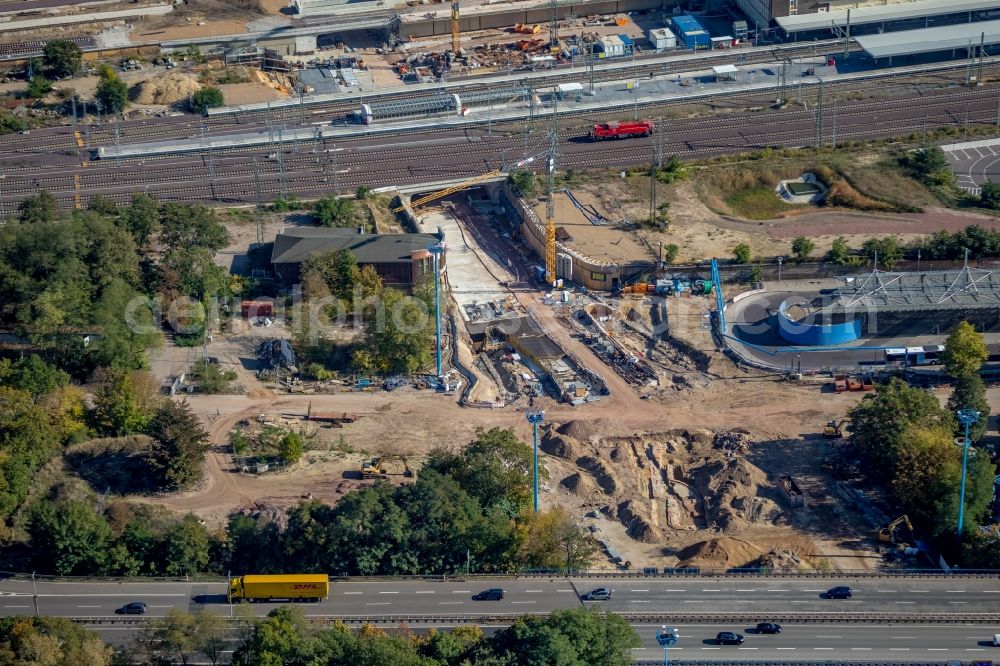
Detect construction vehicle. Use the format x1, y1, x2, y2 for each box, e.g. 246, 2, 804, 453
589, 120, 654, 141
823, 419, 848, 438
228, 574, 329, 602
362, 455, 415, 479
878, 515, 914, 545
513, 22, 541, 34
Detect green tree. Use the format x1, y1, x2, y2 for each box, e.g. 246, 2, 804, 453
146, 400, 210, 490
506, 169, 536, 197
0, 354, 69, 399
416, 626, 483, 664
662, 243, 679, 264
649, 201, 670, 228
151, 609, 198, 665
943, 320, 988, 378
655, 154, 687, 183
957, 452, 997, 535
947, 373, 991, 442
355, 185, 373, 200
95, 65, 128, 114
352, 287, 432, 374
18, 190, 58, 224
301, 248, 360, 304
491, 608, 640, 666
826, 236, 851, 264
791, 236, 815, 262
28, 500, 113, 574
279, 431, 305, 464
861, 236, 903, 269
122, 192, 160, 248
193, 610, 229, 666
0, 616, 112, 666
190, 359, 235, 394
42, 40, 83, 78
314, 195, 356, 227
981, 180, 1000, 210
163, 514, 210, 576
902, 144, 953, 186
158, 202, 229, 253
732, 243, 752, 264
848, 377, 950, 477
191, 86, 225, 114
90, 367, 160, 436
890, 425, 960, 532
26, 75, 52, 98
518, 506, 599, 571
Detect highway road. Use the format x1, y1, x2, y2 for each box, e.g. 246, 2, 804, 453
3, 575, 1000, 619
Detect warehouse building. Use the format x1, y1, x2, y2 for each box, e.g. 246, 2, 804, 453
271, 227, 445, 287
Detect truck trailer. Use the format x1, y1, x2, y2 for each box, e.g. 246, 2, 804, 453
589, 120, 654, 141
228, 574, 330, 603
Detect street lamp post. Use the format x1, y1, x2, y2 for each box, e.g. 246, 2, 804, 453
655, 626, 677, 666
526, 410, 545, 512
31, 572, 37, 616
429, 244, 445, 379
777, 256, 783, 281
957, 408, 980, 539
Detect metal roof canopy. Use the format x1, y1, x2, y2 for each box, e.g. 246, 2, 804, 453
854, 18, 1000, 58
712, 64, 738, 74
775, 0, 1000, 33
831, 263, 1000, 311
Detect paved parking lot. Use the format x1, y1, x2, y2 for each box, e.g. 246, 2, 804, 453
942, 137, 1000, 196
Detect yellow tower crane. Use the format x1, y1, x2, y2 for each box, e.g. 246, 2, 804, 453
451, 1, 460, 55
544, 92, 559, 285
391, 156, 538, 215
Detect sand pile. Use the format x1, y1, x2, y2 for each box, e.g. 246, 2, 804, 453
133, 73, 203, 105
677, 536, 765, 569
556, 419, 616, 443
697, 458, 780, 531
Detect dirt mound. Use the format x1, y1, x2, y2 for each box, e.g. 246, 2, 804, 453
698, 458, 778, 532
560, 472, 598, 495
557, 419, 615, 443
618, 499, 660, 542
132, 73, 203, 105
576, 455, 618, 495
541, 431, 580, 460
677, 536, 765, 569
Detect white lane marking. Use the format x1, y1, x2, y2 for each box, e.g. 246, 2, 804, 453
415, 591, 435, 595
378, 591, 398, 595
946, 590, 966, 593
789, 600, 809, 603
630, 589, 649, 592
738, 647, 757, 650
452, 590, 471, 594
365, 602, 391, 606
526, 590, 544, 593
438, 602, 463, 605
3, 605, 30, 608
557, 589, 573, 592
895, 601, 915, 604
889, 648, 910, 651
967, 648, 987, 651
802, 589, 824, 592
664, 589, 686, 592
77, 605, 102, 608
814, 647, 834, 650
343, 592, 363, 595
701, 647, 720, 650
767, 589, 788, 592
148, 606, 173, 608
36, 594, 187, 597
776, 647, 796, 650
950, 601, 968, 604
851, 648, 872, 651
736, 589, 756, 592
629, 600, 651, 603
928, 648, 948, 651
876, 589, 897, 593
984, 590, 1000, 593
910, 590, 929, 593
683, 600, 703, 603
891, 636, 917, 639
816, 636, 842, 638
511, 601, 536, 604
701, 589, 720, 592
732, 600, 755, 603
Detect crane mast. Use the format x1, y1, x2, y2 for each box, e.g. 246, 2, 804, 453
451, 1, 460, 55
545, 93, 558, 285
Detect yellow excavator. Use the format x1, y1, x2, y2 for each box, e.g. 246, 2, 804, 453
878, 515, 914, 545
361, 456, 414, 479
823, 419, 848, 438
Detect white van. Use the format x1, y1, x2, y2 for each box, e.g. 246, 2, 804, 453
993, 633, 1000, 646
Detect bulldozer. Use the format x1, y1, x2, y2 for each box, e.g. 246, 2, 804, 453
361, 456, 414, 479
823, 420, 848, 438
878, 514, 914, 546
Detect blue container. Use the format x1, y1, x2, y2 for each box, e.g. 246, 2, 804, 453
618, 34, 635, 52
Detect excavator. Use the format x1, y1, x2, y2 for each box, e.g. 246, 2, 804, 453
361, 455, 415, 480
878, 514, 914, 546
822, 419, 848, 438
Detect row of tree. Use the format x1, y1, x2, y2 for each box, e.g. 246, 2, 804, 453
847, 324, 995, 549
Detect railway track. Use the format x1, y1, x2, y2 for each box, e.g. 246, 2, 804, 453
7, 83, 999, 209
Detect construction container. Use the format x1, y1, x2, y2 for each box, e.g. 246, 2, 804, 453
732, 20, 748, 40
671, 15, 711, 50
618, 34, 635, 53
648, 27, 676, 51
241, 299, 274, 318
599, 35, 625, 57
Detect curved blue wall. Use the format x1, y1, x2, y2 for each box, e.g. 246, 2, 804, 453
777, 300, 862, 346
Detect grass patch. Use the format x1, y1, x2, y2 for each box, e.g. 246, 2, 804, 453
725, 186, 806, 220
64, 436, 157, 495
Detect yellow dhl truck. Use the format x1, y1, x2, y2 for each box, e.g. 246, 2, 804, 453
228, 574, 330, 603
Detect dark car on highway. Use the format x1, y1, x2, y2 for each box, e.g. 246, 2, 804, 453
755, 622, 781, 634
116, 602, 147, 615
716, 631, 744, 645
473, 588, 504, 601
581, 587, 614, 601
825, 586, 853, 599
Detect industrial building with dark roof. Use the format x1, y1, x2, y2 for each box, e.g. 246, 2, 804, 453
271, 227, 445, 287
